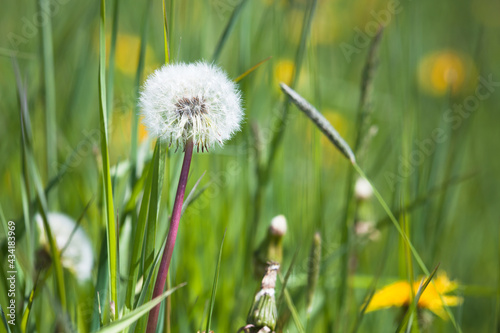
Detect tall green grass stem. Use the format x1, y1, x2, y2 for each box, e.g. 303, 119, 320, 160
99, 0, 118, 318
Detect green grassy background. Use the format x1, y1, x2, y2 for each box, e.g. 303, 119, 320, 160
1, 0, 499, 331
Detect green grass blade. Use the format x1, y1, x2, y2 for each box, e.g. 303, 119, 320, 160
99, 0, 118, 318
123, 168, 148, 214
26, 151, 66, 310
0, 305, 12, 333
162, 0, 170, 63
20, 276, 38, 333
130, 0, 153, 187
354, 26, 384, 152
212, 0, 249, 62
278, 248, 300, 306
97, 284, 186, 333
234, 56, 272, 83
354, 164, 428, 274
144, 140, 164, 274
91, 231, 110, 332
279, 274, 305, 333
2, 58, 32, 255
181, 171, 206, 215
130, 236, 168, 333
0, 205, 7, 235
205, 229, 227, 333
38, 0, 57, 183
402, 208, 415, 293
125, 142, 159, 309
106, 0, 119, 120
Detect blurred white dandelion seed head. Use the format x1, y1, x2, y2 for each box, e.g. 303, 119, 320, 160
355, 177, 373, 200
139, 62, 243, 151
36, 212, 94, 282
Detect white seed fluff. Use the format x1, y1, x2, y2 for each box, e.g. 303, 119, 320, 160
36, 212, 94, 282
139, 62, 243, 150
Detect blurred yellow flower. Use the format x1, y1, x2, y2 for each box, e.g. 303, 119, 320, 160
418, 51, 476, 96
111, 111, 148, 147
311, 4, 342, 44
105, 33, 156, 76
365, 272, 463, 319
274, 59, 295, 86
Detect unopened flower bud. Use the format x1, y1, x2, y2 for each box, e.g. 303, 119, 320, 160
254, 216, 287, 278
247, 264, 279, 330
355, 178, 373, 201
269, 215, 287, 236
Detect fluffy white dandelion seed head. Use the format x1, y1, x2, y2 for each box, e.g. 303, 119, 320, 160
36, 212, 94, 282
140, 62, 243, 151
355, 177, 373, 200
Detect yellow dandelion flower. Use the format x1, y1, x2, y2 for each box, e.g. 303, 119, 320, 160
274, 59, 296, 86
418, 50, 476, 96
365, 272, 463, 319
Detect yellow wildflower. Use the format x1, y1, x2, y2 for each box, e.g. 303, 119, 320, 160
274, 59, 295, 86
418, 50, 476, 96
365, 272, 463, 319
101, 33, 157, 76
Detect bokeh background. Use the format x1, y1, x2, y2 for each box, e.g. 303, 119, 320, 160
1, 0, 499, 331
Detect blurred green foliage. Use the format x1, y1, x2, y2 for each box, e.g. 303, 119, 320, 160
1, 0, 499, 331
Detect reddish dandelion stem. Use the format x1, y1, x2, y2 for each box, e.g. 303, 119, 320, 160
146, 139, 194, 333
